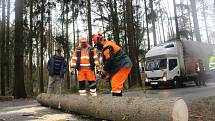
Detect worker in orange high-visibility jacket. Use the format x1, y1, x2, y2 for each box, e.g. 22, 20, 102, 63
94, 35, 133, 96
71, 35, 99, 96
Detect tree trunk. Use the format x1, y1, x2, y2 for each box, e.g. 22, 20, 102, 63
173, 0, 180, 39
87, 0, 92, 46
126, 0, 141, 87
66, 4, 70, 89
1, 0, 6, 96
186, 0, 193, 40
61, 2, 65, 39
72, 5, 78, 88
48, 2, 53, 58
144, 0, 150, 50
40, 0, 45, 93
29, 0, 33, 86
190, 0, 201, 42
149, 0, 157, 46
167, 0, 175, 38
37, 93, 189, 121
202, 0, 210, 43
123, 0, 128, 51
6, 0, 10, 94
113, 0, 120, 45
159, 2, 166, 42
14, 0, 27, 98
109, 0, 120, 45
0, 96, 14, 101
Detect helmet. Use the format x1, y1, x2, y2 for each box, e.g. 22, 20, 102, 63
98, 32, 103, 36
80, 35, 88, 43
93, 34, 105, 44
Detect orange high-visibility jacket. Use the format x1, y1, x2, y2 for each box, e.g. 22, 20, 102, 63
102, 41, 132, 76
71, 44, 99, 69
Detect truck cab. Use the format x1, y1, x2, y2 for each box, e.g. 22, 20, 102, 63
145, 42, 181, 89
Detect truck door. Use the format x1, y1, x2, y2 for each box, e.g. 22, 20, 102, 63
168, 58, 180, 80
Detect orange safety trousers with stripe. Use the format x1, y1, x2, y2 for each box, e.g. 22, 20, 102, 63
102, 41, 132, 93
78, 68, 96, 81
111, 67, 131, 93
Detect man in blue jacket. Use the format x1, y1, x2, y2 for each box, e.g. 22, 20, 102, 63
47, 48, 68, 94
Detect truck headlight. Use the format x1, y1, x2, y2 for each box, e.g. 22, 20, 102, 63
163, 76, 167, 81
145, 74, 149, 82
145, 78, 149, 82
163, 71, 167, 81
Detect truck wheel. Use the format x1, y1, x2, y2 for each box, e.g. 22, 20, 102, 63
172, 77, 180, 88
151, 85, 158, 89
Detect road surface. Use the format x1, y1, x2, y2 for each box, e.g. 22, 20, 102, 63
125, 82, 215, 103
0, 82, 215, 121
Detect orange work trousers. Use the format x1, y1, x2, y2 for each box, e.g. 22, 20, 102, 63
78, 68, 96, 81
111, 67, 131, 93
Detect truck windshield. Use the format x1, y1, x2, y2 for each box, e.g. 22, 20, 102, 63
145, 59, 167, 71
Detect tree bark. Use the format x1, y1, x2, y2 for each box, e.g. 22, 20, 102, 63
158, 2, 166, 42
14, 0, 27, 98
6, 0, 10, 94
66, 3, 70, 89
173, 0, 180, 39
190, 0, 201, 42
1, 0, 6, 96
126, 0, 141, 87
72, 5, 78, 88
29, 0, 33, 85
202, 0, 210, 43
123, 0, 128, 51
87, 0, 92, 46
144, 0, 150, 50
37, 93, 189, 121
149, 0, 157, 46
40, 0, 45, 93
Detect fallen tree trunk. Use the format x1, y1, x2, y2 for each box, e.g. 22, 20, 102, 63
37, 93, 188, 121
0, 96, 14, 101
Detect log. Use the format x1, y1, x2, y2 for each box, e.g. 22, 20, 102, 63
37, 93, 188, 121
0, 96, 14, 101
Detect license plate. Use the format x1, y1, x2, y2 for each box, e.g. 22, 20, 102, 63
151, 82, 158, 85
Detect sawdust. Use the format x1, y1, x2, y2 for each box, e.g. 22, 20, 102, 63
35, 114, 71, 121
6, 106, 46, 114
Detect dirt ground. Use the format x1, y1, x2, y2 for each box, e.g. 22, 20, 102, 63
189, 96, 215, 121
0, 98, 96, 121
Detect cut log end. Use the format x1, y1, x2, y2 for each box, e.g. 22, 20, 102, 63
172, 99, 188, 121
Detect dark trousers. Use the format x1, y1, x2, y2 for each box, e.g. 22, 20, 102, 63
79, 81, 96, 90
197, 72, 206, 86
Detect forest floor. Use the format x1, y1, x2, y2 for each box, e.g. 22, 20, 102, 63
0, 82, 215, 121
189, 96, 215, 121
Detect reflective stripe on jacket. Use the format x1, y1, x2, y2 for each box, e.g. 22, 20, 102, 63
71, 45, 99, 70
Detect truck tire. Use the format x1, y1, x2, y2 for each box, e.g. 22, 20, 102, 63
172, 77, 181, 88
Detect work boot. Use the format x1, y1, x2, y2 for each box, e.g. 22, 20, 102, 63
90, 89, 97, 96
112, 91, 122, 96
79, 90, 87, 96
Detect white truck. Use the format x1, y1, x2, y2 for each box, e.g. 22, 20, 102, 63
144, 40, 215, 89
